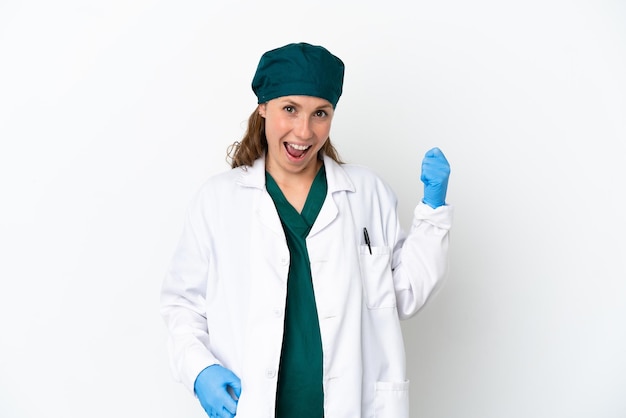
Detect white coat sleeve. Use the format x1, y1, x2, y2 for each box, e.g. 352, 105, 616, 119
160, 195, 219, 394
391, 201, 453, 319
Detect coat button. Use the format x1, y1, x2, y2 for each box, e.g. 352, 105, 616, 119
280, 255, 289, 265
266, 368, 277, 379
273, 308, 283, 318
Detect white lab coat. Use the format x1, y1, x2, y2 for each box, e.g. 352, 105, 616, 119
160, 154, 452, 418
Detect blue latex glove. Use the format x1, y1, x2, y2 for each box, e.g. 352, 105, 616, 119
421, 147, 450, 209
194, 364, 242, 418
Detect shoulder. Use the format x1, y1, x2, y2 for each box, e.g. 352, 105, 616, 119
188, 165, 256, 210
340, 162, 377, 178
340, 163, 397, 199
199, 166, 247, 190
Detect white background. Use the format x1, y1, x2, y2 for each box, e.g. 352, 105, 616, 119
1, 1, 625, 417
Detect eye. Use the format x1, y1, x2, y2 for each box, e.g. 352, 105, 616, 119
315, 110, 328, 117
283, 106, 296, 113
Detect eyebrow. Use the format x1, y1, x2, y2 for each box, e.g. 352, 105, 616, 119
280, 98, 332, 111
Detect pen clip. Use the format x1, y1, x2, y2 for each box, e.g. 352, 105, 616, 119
363, 227, 372, 255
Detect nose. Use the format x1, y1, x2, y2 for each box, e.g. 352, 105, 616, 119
294, 115, 313, 140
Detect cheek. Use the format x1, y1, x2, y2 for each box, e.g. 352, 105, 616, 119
314, 123, 332, 140
263, 121, 277, 143
265, 118, 289, 140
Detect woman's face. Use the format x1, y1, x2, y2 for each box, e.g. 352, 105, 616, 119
259, 95, 334, 180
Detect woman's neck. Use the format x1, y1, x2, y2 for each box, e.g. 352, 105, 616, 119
266, 158, 322, 213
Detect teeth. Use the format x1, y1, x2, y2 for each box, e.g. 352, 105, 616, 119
288, 143, 310, 151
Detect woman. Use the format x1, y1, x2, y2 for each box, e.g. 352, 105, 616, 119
160, 42, 452, 418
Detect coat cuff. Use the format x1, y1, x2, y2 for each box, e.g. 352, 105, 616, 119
179, 345, 220, 394
413, 202, 453, 230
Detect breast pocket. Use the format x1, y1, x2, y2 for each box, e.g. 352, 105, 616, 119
359, 245, 396, 309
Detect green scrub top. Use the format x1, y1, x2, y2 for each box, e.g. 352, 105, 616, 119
265, 165, 328, 418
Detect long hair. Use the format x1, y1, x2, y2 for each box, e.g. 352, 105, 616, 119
227, 108, 344, 168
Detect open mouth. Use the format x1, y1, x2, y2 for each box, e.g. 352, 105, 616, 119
284, 142, 312, 159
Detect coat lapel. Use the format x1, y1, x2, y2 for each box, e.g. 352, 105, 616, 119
308, 155, 355, 238
236, 154, 355, 238
236, 156, 285, 237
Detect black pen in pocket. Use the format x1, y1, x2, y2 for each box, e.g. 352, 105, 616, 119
363, 227, 372, 254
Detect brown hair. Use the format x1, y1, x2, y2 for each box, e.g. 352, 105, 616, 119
227, 109, 344, 168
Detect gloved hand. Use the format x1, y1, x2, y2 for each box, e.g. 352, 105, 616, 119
421, 147, 450, 209
194, 364, 242, 418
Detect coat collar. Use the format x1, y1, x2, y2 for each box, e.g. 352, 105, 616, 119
235, 153, 355, 194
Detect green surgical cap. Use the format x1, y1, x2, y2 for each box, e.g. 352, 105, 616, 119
252, 42, 345, 108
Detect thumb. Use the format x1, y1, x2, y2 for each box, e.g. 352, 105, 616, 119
424, 147, 449, 166
228, 375, 242, 399
424, 146, 443, 159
